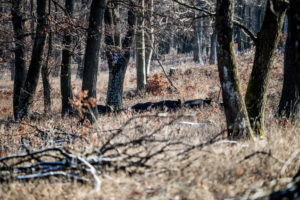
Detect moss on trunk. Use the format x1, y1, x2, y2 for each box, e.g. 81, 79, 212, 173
216, 0, 254, 139
245, 0, 287, 137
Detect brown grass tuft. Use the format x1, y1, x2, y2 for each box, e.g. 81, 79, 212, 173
1, 52, 299, 200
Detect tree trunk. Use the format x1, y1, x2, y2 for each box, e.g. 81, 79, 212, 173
106, 63, 127, 110
216, 0, 253, 139
42, 31, 52, 113
145, 0, 154, 76
192, 22, 203, 65
76, 54, 84, 79
245, 0, 287, 137
292, 0, 300, 101
61, 0, 74, 116
105, 1, 136, 110
136, 0, 146, 90
17, 0, 49, 120
234, 0, 242, 52
30, 0, 35, 41
11, 0, 28, 119
81, 0, 106, 123
209, 26, 217, 65
278, 10, 300, 118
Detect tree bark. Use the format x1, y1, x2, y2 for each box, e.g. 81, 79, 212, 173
145, 0, 154, 76
42, 31, 52, 113
209, 26, 217, 65
192, 22, 202, 64
105, 1, 136, 110
17, 0, 49, 120
292, 0, 300, 102
61, 0, 75, 116
11, 0, 28, 119
136, 0, 146, 90
81, 0, 106, 122
216, 0, 253, 139
245, 0, 287, 137
278, 10, 300, 118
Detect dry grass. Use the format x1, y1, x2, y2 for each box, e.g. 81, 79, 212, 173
0, 52, 299, 200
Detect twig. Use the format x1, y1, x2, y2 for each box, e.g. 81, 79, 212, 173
239, 151, 285, 164
177, 131, 224, 156
0, 147, 74, 163
281, 148, 300, 176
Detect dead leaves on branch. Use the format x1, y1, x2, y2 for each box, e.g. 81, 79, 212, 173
69, 88, 97, 120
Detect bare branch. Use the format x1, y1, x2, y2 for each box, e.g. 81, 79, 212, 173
233, 20, 257, 44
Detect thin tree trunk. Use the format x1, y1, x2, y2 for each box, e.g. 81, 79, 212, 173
61, 0, 74, 116
209, 26, 217, 65
136, 0, 146, 90
17, 0, 49, 120
278, 10, 300, 118
145, 0, 154, 76
76, 55, 84, 79
52, 5, 61, 78
30, 0, 35, 41
245, 0, 287, 137
192, 22, 201, 64
199, 19, 203, 55
42, 31, 52, 113
105, 1, 136, 110
216, 0, 253, 139
11, 0, 27, 119
81, 0, 106, 123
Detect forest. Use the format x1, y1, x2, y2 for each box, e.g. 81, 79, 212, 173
0, 0, 300, 199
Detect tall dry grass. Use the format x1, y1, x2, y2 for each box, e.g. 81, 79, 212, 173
0, 52, 299, 200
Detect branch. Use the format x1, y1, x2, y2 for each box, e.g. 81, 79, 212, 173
238, 150, 285, 164
171, 0, 215, 17
78, 156, 101, 192
16, 171, 88, 183
233, 20, 257, 44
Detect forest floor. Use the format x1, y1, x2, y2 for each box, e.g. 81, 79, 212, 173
0, 51, 299, 200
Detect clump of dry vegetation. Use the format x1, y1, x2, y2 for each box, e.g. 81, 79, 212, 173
0, 52, 299, 200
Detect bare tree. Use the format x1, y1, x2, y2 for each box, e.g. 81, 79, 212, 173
245, 0, 287, 137
292, 0, 300, 102
215, 0, 253, 139
136, 0, 146, 90
17, 0, 49, 120
81, 0, 107, 122
105, 0, 136, 110
41, 31, 52, 113
278, 9, 300, 119
11, 0, 27, 119
209, 25, 217, 65
145, 0, 154, 76
61, 0, 75, 116
42, 0, 52, 114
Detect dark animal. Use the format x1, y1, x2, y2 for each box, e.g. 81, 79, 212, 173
131, 102, 155, 112
130, 99, 182, 112
184, 98, 212, 108
97, 105, 113, 114
152, 99, 182, 110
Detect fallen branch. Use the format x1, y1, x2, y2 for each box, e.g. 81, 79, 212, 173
238, 151, 285, 164
16, 171, 88, 183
